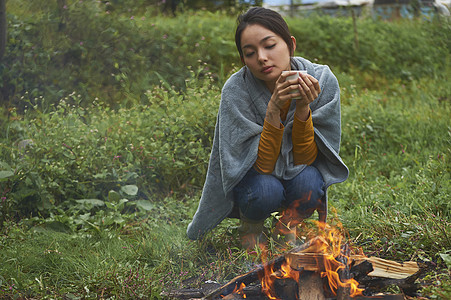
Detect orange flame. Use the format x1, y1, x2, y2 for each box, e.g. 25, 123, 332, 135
225, 282, 247, 298
260, 214, 365, 299
260, 259, 300, 299
273, 192, 313, 246
235, 282, 247, 298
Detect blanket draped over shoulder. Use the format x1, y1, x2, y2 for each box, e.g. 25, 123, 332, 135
187, 57, 348, 240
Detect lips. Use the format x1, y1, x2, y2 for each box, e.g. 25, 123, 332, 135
261, 66, 274, 74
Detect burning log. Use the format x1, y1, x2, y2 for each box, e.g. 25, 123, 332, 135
286, 251, 428, 297
273, 276, 299, 300
298, 271, 325, 300
164, 234, 430, 299
350, 260, 374, 282
203, 237, 324, 300
354, 295, 405, 300
162, 288, 204, 299
357, 261, 433, 297
286, 254, 419, 279
351, 256, 420, 279
349, 256, 429, 297
336, 243, 351, 300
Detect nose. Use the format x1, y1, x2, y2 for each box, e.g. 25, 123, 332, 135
257, 50, 268, 64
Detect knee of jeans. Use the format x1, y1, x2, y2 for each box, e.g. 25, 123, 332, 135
285, 167, 325, 218
238, 180, 284, 221
305, 166, 324, 195
296, 193, 324, 219
287, 167, 324, 199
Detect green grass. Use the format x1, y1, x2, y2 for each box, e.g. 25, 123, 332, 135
1, 2, 450, 299
1, 72, 450, 299
333, 73, 451, 259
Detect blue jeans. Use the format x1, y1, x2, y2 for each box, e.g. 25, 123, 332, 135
233, 166, 325, 222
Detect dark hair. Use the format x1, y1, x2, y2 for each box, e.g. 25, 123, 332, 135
235, 7, 294, 60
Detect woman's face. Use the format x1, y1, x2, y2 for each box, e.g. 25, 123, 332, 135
240, 24, 295, 92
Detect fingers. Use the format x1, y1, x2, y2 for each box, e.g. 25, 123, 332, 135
274, 72, 298, 99
277, 70, 296, 85
297, 73, 321, 102
272, 72, 321, 109
279, 71, 321, 101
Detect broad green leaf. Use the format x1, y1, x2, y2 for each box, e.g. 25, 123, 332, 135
32, 221, 71, 233
0, 170, 14, 179
121, 185, 138, 196
0, 161, 12, 170
119, 199, 129, 205
439, 253, 451, 269
43, 221, 71, 233
135, 200, 154, 211
108, 190, 121, 202
76, 199, 105, 207
75, 213, 91, 223
117, 199, 129, 211
114, 216, 125, 225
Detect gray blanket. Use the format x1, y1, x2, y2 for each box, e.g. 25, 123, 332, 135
187, 57, 348, 240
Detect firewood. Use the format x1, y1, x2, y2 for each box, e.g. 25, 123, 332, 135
221, 293, 243, 300
336, 244, 351, 300
351, 256, 419, 279
298, 271, 325, 300
358, 262, 431, 297
356, 261, 432, 297
202, 237, 323, 300
286, 253, 419, 280
350, 260, 374, 282
287, 251, 425, 298
201, 237, 428, 300
241, 284, 264, 297
272, 277, 298, 300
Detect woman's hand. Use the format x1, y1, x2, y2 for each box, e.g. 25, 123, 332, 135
292, 72, 321, 121
266, 71, 321, 126
265, 71, 300, 127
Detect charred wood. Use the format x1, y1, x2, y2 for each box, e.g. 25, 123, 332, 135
203, 237, 322, 299
350, 260, 374, 282
337, 243, 351, 300
274, 277, 299, 300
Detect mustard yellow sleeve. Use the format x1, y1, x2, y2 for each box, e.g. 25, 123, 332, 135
292, 110, 318, 165
254, 120, 284, 174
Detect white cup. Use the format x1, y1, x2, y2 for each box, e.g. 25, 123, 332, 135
282, 70, 308, 99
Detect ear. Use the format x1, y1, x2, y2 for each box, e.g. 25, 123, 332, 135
291, 36, 297, 56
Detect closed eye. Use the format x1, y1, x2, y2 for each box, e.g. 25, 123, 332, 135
266, 44, 276, 49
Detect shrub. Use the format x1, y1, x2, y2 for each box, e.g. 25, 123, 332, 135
2, 1, 449, 109
0, 68, 221, 220
288, 14, 450, 83
1, 1, 238, 109
331, 73, 450, 258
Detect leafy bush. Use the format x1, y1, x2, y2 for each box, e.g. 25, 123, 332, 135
0, 68, 221, 222
1, 0, 238, 109
332, 73, 450, 259
2, 0, 449, 108
0, 5, 450, 298
288, 14, 451, 83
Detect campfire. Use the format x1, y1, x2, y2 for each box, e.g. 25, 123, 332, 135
164, 220, 429, 299
164, 213, 430, 299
